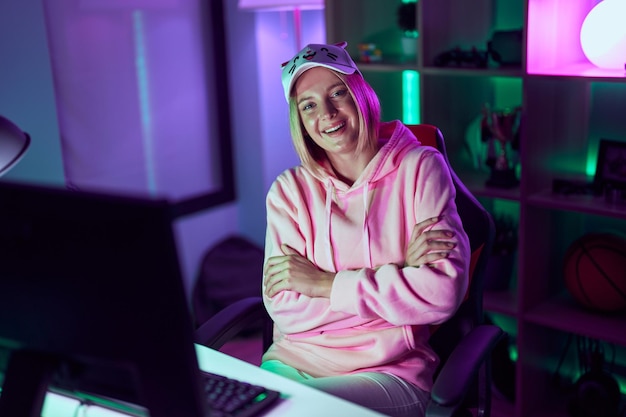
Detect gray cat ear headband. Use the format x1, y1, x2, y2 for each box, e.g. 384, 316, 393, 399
280, 41, 362, 102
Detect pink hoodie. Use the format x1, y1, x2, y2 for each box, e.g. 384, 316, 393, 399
262, 120, 470, 391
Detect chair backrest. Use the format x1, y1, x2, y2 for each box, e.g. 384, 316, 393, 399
407, 123, 496, 411
406, 124, 494, 360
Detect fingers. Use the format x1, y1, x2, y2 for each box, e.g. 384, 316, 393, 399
281, 243, 298, 255
406, 245, 455, 268
410, 216, 440, 242
263, 245, 301, 297
406, 236, 456, 258
263, 253, 285, 290
263, 244, 297, 276
412, 251, 451, 268
264, 273, 284, 298
264, 260, 289, 297
406, 217, 458, 268
408, 227, 456, 257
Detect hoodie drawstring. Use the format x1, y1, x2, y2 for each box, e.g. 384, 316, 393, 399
324, 180, 336, 271
362, 181, 372, 268
324, 180, 373, 270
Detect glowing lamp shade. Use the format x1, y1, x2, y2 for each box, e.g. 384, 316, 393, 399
580, 0, 626, 70
0, 115, 30, 177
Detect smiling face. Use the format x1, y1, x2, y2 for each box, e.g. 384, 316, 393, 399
294, 67, 360, 158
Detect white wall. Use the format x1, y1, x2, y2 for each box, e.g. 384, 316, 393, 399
0, 0, 325, 299
226, 5, 326, 246
0, 0, 239, 298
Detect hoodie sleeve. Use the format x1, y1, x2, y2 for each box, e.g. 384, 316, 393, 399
263, 169, 344, 334
329, 149, 471, 326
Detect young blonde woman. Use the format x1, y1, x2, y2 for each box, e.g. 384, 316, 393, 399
261, 42, 470, 417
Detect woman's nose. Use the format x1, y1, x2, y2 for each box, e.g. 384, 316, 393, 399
321, 100, 337, 119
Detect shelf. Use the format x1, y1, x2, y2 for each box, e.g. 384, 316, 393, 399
471, 183, 520, 202
327, 1, 626, 416
527, 190, 626, 219
458, 172, 521, 201
528, 64, 626, 81
420, 66, 524, 78
356, 62, 526, 78
357, 64, 525, 78
357, 62, 418, 72
524, 294, 626, 346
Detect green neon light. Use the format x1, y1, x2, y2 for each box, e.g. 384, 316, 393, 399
402, 70, 420, 124
587, 145, 597, 177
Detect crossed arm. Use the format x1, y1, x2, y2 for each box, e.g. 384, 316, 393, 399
263, 216, 458, 299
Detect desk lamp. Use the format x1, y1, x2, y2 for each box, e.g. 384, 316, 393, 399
0, 115, 30, 177
580, 0, 626, 70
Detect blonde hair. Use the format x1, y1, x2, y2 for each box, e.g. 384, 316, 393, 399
288, 71, 381, 176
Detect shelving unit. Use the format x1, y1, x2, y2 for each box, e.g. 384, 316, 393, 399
325, 1, 626, 416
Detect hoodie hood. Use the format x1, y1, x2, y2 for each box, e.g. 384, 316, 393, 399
311, 120, 421, 191
306, 120, 423, 271
365, 121, 422, 186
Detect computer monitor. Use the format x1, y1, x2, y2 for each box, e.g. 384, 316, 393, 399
0, 181, 208, 417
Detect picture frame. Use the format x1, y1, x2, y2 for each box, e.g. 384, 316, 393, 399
594, 138, 626, 191
171, 0, 236, 218
44, 0, 235, 218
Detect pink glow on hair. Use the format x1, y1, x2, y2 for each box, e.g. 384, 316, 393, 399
342, 72, 381, 152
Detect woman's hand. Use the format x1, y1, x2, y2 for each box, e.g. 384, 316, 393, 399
405, 216, 457, 268
263, 244, 335, 298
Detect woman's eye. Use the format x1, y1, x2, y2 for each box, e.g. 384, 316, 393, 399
331, 89, 347, 98
301, 102, 314, 112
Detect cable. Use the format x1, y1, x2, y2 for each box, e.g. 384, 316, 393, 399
72, 399, 95, 417
552, 333, 573, 387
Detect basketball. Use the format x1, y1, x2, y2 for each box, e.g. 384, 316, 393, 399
563, 233, 626, 313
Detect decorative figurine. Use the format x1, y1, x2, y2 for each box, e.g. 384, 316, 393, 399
481, 104, 522, 188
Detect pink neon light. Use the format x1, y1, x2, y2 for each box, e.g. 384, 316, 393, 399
527, 0, 625, 77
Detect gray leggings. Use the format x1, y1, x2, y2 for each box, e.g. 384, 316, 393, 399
261, 360, 430, 417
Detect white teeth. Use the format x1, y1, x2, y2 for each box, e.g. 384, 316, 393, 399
325, 122, 344, 134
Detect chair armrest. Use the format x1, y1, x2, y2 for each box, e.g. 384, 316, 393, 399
194, 296, 267, 350
429, 324, 504, 409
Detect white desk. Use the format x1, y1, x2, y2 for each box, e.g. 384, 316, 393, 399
40, 344, 385, 417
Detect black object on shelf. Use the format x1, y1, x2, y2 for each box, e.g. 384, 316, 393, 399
488, 29, 523, 68
551, 178, 600, 196
434, 47, 489, 68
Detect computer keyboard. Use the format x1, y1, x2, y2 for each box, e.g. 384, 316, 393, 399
43, 368, 281, 417
201, 371, 281, 417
